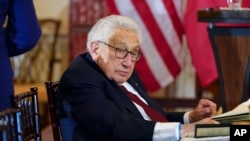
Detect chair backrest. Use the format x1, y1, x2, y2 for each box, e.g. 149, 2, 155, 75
12, 19, 61, 83
39, 19, 61, 81
12, 87, 41, 141
44, 81, 61, 141
0, 108, 23, 141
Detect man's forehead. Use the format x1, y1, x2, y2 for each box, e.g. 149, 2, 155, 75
109, 29, 139, 46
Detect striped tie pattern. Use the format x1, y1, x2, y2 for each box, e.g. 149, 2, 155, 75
120, 86, 167, 122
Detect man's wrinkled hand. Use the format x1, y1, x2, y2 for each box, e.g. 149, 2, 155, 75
181, 118, 219, 138
189, 99, 217, 123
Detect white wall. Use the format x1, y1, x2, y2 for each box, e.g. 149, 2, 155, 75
33, 0, 70, 34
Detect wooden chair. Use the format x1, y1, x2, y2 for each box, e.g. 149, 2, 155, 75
44, 81, 61, 141
12, 19, 61, 83
12, 87, 42, 141
39, 19, 61, 81
0, 108, 22, 141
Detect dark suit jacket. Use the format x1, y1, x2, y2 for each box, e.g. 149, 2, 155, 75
58, 53, 185, 141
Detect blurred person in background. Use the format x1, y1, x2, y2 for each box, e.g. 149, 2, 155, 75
0, 0, 41, 110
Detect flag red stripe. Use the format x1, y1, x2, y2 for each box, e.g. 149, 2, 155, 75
135, 56, 161, 92
131, 0, 181, 76
105, 0, 119, 14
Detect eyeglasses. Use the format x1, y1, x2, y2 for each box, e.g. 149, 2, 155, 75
97, 41, 141, 62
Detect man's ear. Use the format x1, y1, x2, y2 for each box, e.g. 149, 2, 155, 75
90, 42, 99, 61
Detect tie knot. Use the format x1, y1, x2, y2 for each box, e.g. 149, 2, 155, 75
120, 85, 136, 99
120, 85, 128, 92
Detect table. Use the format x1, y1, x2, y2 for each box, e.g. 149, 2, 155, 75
197, 8, 250, 112
182, 136, 229, 141
197, 8, 250, 23
182, 120, 250, 141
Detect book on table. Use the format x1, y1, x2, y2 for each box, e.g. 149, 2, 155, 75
194, 98, 250, 138
211, 98, 250, 123
195, 124, 230, 138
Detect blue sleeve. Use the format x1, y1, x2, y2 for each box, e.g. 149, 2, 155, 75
6, 0, 41, 57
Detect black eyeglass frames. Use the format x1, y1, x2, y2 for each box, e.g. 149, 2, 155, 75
97, 41, 141, 62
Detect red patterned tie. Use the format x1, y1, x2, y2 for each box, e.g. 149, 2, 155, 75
120, 86, 167, 122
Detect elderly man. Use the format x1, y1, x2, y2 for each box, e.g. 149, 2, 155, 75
57, 15, 218, 141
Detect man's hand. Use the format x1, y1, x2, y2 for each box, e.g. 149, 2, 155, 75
181, 118, 219, 138
189, 99, 217, 123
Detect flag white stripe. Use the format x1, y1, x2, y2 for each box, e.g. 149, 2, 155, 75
114, 0, 174, 87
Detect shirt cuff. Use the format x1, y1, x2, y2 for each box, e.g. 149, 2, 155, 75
153, 122, 181, 141
183, 111, 191, 124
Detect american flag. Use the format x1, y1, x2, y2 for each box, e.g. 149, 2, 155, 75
106, 0, 185, 93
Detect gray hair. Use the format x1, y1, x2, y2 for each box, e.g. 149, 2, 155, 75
86, 15, 143, 51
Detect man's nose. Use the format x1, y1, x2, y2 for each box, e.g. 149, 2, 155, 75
123, 53, 133, 66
